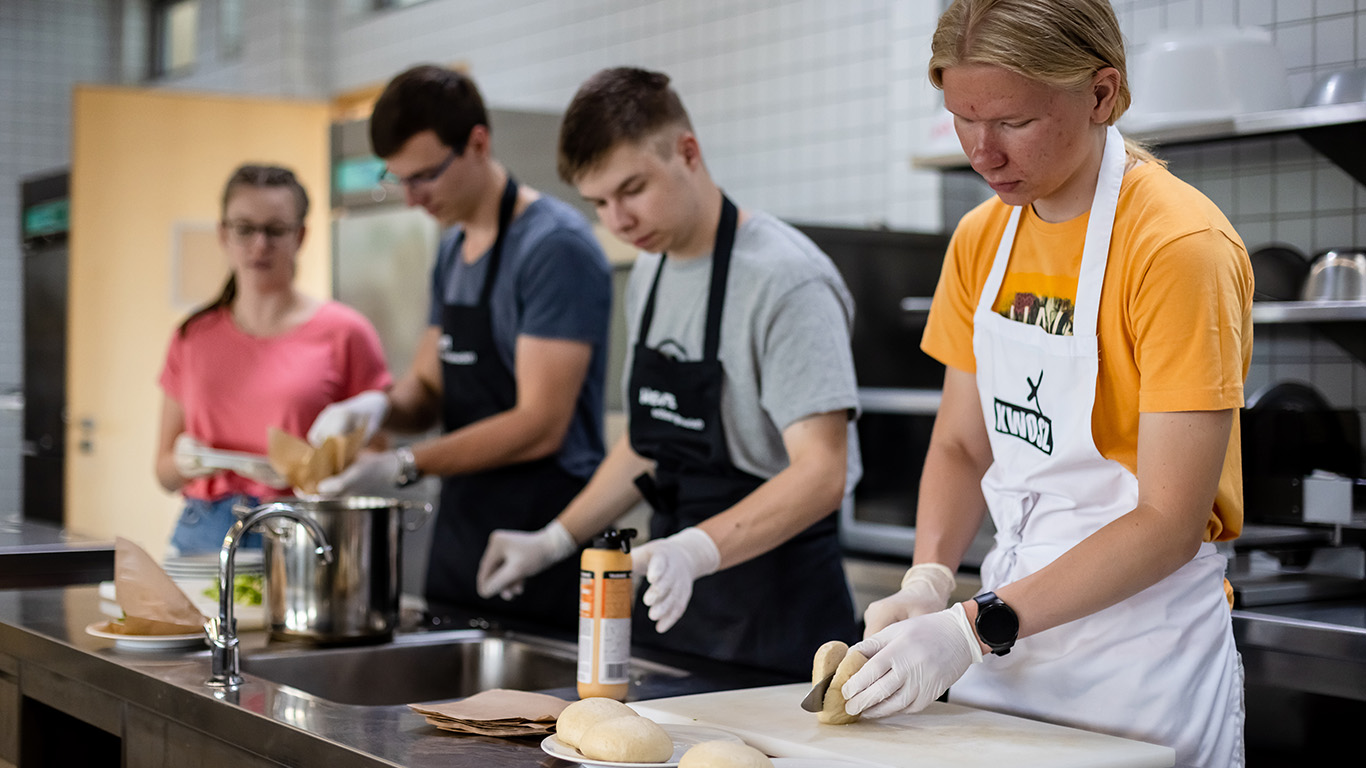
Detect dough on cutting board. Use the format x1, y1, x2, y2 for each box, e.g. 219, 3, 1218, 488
810, 640, 867, 725
678, 740, 773, 767
577, 715, 674, 763
555, 697, 638, 749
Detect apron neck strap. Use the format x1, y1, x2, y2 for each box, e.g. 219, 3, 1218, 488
638, 193, 739, 362
478, 175, 520, 306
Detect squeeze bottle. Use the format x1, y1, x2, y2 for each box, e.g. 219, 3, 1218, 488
577, 528, 636, 701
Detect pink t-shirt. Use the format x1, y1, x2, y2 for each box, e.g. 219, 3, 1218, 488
159, 301, 392, 501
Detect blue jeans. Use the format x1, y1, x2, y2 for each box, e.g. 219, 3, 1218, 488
169, 495, 263, 557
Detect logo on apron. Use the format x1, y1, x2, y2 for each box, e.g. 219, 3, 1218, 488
438, 334, 478, 365
992, 370, 1053, 454
639, 386, 704, 431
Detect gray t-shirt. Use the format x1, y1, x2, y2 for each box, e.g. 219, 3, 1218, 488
624, 210, 862, 492
429, 194, 613, 480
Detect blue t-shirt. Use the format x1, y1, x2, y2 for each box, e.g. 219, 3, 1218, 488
428, 194, 612, 480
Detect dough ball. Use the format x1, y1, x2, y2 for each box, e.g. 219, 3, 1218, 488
819, 648, 868, 725
679, 740, 774, 768
556, 697, 637, 749
578, 715, 674, 763
811, 640, 847, 685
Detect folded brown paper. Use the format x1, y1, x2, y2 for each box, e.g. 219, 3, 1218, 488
409, 689, 570, 738
267, 426, 365, 494
108, 537, 206, 636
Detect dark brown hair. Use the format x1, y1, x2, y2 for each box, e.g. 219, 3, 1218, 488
557, 67, 692, 184
369, 64, 489, 158
178, 164, 309, 335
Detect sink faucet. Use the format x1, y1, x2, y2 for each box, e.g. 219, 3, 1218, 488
206, 502, 333, 689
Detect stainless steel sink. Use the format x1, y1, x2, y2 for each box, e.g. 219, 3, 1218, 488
240, 629, 688, 706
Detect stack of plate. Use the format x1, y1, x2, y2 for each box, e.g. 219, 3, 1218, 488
163, 552, 267, 630
162, 551, 264, 580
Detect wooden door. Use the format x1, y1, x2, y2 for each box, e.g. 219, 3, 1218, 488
67, 86, 330, 556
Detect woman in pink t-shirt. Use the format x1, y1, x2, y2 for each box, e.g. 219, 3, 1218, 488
155, 164, 391, 556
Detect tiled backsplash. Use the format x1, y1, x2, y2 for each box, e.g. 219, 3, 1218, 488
0, 0, 1363, 515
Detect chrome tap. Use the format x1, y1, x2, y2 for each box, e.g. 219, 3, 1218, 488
206, 502, 333, 689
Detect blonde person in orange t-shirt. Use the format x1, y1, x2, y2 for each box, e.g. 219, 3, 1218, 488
841, 2, 1251, 767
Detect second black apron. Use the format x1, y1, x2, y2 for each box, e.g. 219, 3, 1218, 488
425, 176, 584, 629
627, 194, 856, 677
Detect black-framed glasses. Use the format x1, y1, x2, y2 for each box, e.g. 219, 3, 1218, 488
223, 220, 300, 243
378, 151, 458, 189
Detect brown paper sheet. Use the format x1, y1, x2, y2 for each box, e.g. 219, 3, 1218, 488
267, 426, 365, 494
112, 537, 206, 635
408, 689, 570, 738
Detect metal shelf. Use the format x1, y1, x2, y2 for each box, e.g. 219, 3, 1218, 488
913, 101, 1366, 185
1252, 300, 1366, 323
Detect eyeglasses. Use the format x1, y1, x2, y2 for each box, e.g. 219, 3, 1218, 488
223, 220, 300, 243
378, 151, 458, 189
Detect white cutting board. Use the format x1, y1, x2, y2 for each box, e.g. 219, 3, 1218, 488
630, 683, 1174, 768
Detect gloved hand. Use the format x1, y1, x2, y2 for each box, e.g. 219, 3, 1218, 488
307, 390, 390, 447
842, 602, 983, 718
315, 450, 401, 496
172, 434, 218, 480
863, 562, 957, 638
631, 527, 721, 634
477, 520, 577, 600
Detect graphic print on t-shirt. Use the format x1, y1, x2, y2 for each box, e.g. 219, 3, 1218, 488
993, 370, 1054, 454
1002, 291, 1074, 336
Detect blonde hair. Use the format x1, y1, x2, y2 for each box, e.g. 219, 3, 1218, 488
930, 0, 1163, 166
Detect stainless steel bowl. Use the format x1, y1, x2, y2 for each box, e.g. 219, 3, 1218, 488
1300, 249, 1366, 301
1303, 66, 1366, 107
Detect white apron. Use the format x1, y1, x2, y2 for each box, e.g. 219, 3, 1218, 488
948, 126, 1244, 768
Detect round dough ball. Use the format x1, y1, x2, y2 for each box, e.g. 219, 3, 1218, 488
578, 715, 674, 763
556, 697, 638, 749
679, 740, 774, 768
819, 648, 868, 725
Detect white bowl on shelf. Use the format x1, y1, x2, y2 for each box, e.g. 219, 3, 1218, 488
1120, 26, 1293, 132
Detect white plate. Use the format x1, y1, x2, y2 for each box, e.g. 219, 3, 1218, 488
163, 552, 263, 578
86, 621, 207, 652
771, 760, 870, 767
182, 445, 284, 485
541, 724, 743, 767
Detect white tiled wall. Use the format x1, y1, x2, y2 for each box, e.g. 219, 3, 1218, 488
331, 0, 946, 231
0, 0, 116, 515
1, 0, 1365, 517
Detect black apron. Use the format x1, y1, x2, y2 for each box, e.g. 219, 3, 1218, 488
424, 177, 584, 629
627, 194, 856, 678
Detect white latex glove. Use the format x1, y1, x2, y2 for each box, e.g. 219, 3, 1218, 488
632, 527, 721, 634
307, 390, 390, 447
863, 563, 957, 638
842, 602, 983, 718
477, 520, 577, 600
172, 434, 218, 480
315, 450, 401, 496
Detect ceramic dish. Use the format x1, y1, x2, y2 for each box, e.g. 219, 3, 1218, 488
85, 621, 207, 652
540, 724, 743, 767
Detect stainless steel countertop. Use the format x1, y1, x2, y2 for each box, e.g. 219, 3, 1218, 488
0, 515, 115, 587
0, 586, 788, 768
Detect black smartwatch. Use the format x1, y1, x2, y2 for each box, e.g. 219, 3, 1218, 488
971, 592, 1019, 656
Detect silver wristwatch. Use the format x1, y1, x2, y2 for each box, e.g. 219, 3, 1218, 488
394, 446, 421, 487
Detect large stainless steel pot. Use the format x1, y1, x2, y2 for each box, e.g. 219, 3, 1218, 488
260, 496, 432, 644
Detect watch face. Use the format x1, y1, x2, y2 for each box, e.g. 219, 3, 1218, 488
978, 602, 1019, 645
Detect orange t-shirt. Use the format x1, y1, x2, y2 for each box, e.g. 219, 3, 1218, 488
921, 162, 1253, 541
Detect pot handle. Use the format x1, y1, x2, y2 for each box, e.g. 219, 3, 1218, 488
400, 500, 434, 531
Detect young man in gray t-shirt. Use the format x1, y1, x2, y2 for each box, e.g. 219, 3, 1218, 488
478, 66, 861, 675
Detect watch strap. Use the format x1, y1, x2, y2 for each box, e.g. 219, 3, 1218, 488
395, 446, 421, 487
